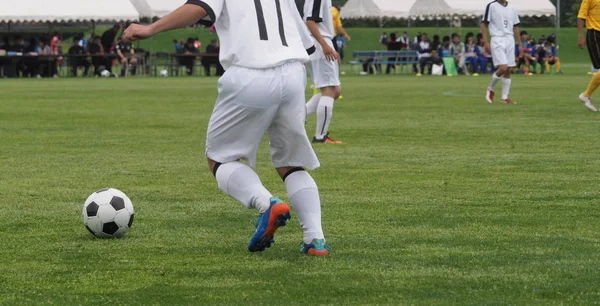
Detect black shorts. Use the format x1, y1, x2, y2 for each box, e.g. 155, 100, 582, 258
587, 29, 600, 69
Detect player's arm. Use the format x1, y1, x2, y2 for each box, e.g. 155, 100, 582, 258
306, 20, 340, 62
480, 22, 490, 53
578, 0, 589, 49
334, 17, 350, 42
123, 4, 208, 41
287, 0, 315, 55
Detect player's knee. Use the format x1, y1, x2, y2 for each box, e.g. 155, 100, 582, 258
276, 167, 305, 181
334, 87, 341, 100
207, 159, 220, 176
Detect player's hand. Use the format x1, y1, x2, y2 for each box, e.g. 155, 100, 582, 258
579, 35, 586, 49
323, 45, 341, 63
344, 34, 351, 42
122, 24, 154, 42
484, 41, 491, 54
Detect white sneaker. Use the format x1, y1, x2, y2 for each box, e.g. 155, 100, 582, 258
485, 88, 495, 104
579, 93, 598, 112
359, 71, 368, 75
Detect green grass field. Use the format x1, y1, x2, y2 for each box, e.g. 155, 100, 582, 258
1, 68, 600, 304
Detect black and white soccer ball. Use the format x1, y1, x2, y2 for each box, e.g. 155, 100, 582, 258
82, 188, 134, 238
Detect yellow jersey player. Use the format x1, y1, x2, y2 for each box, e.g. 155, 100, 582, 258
578, 0, 600, 111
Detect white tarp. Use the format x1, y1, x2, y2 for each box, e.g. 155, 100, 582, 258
341, 0, 418, 19
133, 0, 186, 18
0, 0, 140, 23
409, 0, 556, 19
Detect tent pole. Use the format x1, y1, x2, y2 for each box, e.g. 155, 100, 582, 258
556, 0, 560, 57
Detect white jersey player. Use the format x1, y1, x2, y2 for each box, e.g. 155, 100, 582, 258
304, 0, 343, 144
122, 0, 331, 256
481, 0, 523, 104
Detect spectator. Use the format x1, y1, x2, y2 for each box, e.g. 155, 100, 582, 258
194, 37, 202, 50
449, 33, 467, 74
209, 24, 216, 34
335, 34, 347, 60
379, 32, 388, 46
173, 39, 182, 52
399, 32, 410, 49
115, 37, 138, 77
439, 36, 451, 57
386, 32, 402, 74
476, 38, 494, 74
79, 32, 87, 48
202, 39, 224, 76
68, 37, 90, 77
430, 35, 441, 53
538, 35, 546, 45
417, 33, 434, 75
464, 32, 478, 74
50, 32, 60, 54
516, 31, 533, 74
179, 37, 198, 75
88, 36, 105, 76
35, 38, 57, 78
542, 34, 561, 74
101, 24, 121, 72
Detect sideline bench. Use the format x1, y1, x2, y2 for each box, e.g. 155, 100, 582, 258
350, 50, 419, 74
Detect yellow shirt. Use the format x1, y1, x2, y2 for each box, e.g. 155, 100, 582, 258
579, 0, 600, 31
332, 7, 342, 35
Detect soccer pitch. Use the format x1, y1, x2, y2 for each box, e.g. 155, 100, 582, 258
1, 71, 599, 304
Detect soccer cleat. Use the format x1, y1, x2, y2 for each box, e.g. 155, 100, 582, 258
485, 88, 495, 104
501, 99, 516, 105
300, 238, 331, 256
312, 134, 342, 144
248, 197, 291, 252
579, 93, 598, 112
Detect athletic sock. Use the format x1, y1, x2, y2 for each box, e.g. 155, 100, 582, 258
488, 73, 502, 91
584, 71, 600, 97
555, 59, 561, 72
306, 93, 321, 116
214, 161, 272, 213
502, 78, 512, 100
545, 61, 550, 73
284, 170, 324, 244
315, 96, 334, 139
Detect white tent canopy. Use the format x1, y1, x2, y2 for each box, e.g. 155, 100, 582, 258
132, 0, 186, 18
340, 0, 419, 19
409, 0, 556, 19
0, 0, 139, 23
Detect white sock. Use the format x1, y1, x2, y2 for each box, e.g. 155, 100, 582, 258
315, 96, 334, 139
284, 170, 324, 244
502, 78, 512, 100
306, 93, 321, 116
215, 161, 271, 213
488, 73, 502, 91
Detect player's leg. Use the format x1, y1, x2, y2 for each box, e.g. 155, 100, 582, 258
486, 38, 507, 103
500, 41, 516, 104
269, 62, 328, 255
205, 66, 291, 252
580, 29, 600, 111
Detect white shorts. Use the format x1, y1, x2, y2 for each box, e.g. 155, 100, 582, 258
491, 36, 516, 68
206, 62, 320, 170
307, 38, 341, 89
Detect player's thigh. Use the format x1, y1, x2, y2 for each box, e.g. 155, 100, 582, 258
505, 40, 516, 67
268, 63, 320, 170
491, 39, 508, 67
206, 69, 278, 167
586, 30, 600, 69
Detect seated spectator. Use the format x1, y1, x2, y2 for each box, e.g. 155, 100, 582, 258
379, 32, 388, 46
449, 33, 467, 74
194, 37, 202, 50
179, 37, 198, 75
538, 35, 546, 45
202, 39, 224, 76
516, 31, 535, 74
476, 38, 494, 74
88, 36, 106, 76
464, 33, 479, 74
439, 36, 451, 57
35, 38, 57, 78
79, 33, 87, 48
430, 35, 441, 54
542, 34, 561, 74
417, 33, 434, 75
116, 37, 138, 77
68, 37, 90, 77
173, 39, 182, 53
386, 32, 402, 74
399, 32, 410, 50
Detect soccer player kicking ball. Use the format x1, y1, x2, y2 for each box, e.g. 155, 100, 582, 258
304, 0, 343, 144
481, 0, 523, 105
577, 0, 600, 112
122, 0, 330, 256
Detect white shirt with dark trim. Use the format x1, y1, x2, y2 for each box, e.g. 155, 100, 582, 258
304, 0, 335, 39
482, 1, 520, 37
186, 0, 315, 70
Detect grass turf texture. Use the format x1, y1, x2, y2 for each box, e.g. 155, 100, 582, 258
1, 68, 600, 304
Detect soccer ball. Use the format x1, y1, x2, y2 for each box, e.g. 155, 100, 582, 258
100, 70, 111, 78
82, 188, 134, 238
159, 69, 169, 77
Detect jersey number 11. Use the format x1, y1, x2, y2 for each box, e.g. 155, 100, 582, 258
253, 0, 288, 47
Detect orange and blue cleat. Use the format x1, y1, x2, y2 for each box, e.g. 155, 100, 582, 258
300, 238, 331, 256
248, 197, 291, 252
